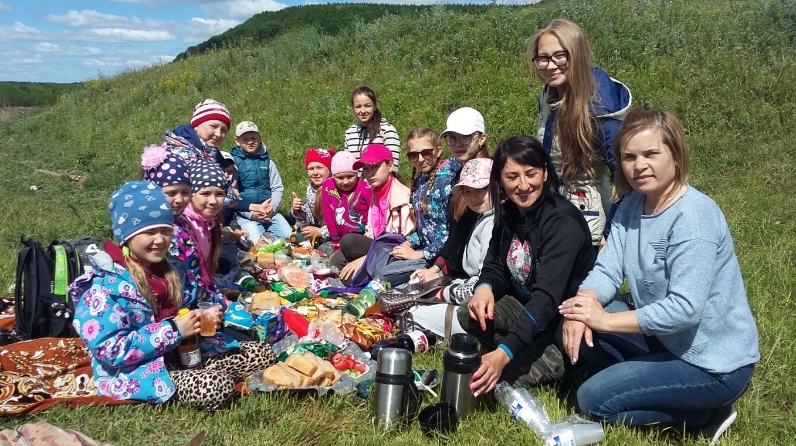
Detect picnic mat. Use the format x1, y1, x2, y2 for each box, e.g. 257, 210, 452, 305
0, 337, 131, 415
0, 422, 115, 446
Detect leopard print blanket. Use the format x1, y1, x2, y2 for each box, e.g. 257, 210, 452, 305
0, 338, 130, 415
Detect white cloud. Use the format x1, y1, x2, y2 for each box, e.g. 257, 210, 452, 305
47, 10, 168, 30
0, 22, 46, 41
199, 0, 288, 20
0, 2, 12, 12
33, 42, 60, 53
79, 28, 176, 42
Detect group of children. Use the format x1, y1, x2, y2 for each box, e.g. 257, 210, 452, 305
63, 19, 757, 446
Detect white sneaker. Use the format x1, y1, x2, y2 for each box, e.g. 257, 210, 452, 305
702, 405, 737, 445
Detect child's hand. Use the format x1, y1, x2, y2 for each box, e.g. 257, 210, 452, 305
391, 245, 424, 260
174, 310, 200, 338
233, 229, 249, 240
291, 192, 304, 212
299, 225, 322, 240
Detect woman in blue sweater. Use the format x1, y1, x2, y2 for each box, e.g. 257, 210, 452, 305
559, 107, 759, 445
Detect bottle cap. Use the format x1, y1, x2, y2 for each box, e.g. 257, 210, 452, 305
178, 308, 190, 316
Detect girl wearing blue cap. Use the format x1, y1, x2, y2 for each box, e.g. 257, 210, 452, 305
70, 181, 275, 410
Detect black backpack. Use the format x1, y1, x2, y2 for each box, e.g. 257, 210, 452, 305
13, 235, 105, 340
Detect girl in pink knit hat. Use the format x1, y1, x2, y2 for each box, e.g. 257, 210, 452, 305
319, 151, 372, 251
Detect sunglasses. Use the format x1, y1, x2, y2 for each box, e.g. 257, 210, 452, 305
407, 148, 436, 162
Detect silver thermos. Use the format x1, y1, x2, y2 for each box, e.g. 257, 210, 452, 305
440, 333, 481, 419
373, 347, 420, 429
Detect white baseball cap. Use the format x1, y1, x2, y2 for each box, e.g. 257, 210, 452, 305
441, 107, 485, 136
235, 121, 260, 137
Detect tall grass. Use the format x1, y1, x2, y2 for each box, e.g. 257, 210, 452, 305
0, 0, 794, 444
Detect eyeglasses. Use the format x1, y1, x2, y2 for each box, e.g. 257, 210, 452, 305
532, 51, 569, 69
445, 133, 476, 146
407, 149, 436, 162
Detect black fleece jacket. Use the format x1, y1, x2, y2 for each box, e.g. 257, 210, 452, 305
477, 195, 596, 357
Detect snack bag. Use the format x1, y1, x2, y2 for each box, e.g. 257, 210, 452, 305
278, 266, 311, 288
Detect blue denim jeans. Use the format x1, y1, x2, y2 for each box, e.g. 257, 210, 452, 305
576, 331, 754, 428
238, 213, 292, 244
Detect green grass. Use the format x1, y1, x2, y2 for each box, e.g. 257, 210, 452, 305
1, 0, 795, 444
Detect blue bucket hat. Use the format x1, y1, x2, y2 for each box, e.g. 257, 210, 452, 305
109, 181, 173, 243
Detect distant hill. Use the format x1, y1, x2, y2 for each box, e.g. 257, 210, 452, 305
175, 3, 502, 60
0, 81, 82, 107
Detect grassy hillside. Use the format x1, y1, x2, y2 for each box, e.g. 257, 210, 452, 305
1, 0, 795, 444
0, 81, 82, 106
175, 3, 502, 60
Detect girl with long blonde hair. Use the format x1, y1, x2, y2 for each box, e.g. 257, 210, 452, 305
531, 18, 632, 247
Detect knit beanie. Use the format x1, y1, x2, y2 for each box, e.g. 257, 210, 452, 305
191, 99, 231, 129
331, 151, 357, 175
304, 148, 336, 170
189, 158, 229, 195
141, 143, 190, 187
109, 181, 173, 243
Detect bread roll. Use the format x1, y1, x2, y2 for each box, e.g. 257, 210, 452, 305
285, 353, 318, 376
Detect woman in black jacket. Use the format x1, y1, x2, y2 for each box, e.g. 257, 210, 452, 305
460, 136, 596, 396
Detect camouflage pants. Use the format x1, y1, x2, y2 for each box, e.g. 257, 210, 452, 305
457, 294, 565, 388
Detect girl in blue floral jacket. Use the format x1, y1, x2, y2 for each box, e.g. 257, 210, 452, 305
70, 181, 275, 411
392, 128, 459, 265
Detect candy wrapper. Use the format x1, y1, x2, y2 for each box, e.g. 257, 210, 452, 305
340, 320, 393, 351
276, 340, 340, 362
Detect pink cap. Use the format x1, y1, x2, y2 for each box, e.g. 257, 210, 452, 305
353, 143, 393, 170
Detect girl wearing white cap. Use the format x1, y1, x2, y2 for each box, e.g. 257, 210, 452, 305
412, 107, 490, 283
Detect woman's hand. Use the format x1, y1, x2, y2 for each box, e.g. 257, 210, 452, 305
300, 225, 322, 240
174, 310, 200, 338
467, 286, 495, 331
291, 192, 304, 212
339, 256, 366, 281
390, 245, 424, 260
562, 319, 593, 365
559, 290, 609, 331
470, 348, 510, 397
411, 266, 440, 284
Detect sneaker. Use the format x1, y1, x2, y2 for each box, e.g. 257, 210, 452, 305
701, 404, 737, 445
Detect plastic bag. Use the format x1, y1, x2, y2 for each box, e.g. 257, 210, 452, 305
278, 266, 311, 288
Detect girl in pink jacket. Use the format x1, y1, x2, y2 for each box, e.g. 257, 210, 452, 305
321, 151, 372, 251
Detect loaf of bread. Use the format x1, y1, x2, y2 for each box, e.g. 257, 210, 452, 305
285, 353, 319, 377
261, 353, 345, 389
263, 363, 301, 388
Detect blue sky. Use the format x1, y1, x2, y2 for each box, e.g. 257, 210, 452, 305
0, 0, 327, 83
1, 0, 533, 83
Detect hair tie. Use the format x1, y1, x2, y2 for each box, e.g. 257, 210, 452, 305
122, 246, 130, 257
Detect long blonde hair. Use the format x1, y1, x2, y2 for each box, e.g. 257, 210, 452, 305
530, 19, 599, 183
124, 251, 183, 318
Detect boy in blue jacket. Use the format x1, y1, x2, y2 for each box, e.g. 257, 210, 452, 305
230, 121, 291, 242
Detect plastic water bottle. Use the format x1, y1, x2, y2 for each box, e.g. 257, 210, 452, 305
494, 382, 551, 436
494, 382, 604, 445
545, 415, 605, 446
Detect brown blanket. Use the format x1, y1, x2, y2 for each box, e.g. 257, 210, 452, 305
0, 337, 132, 415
